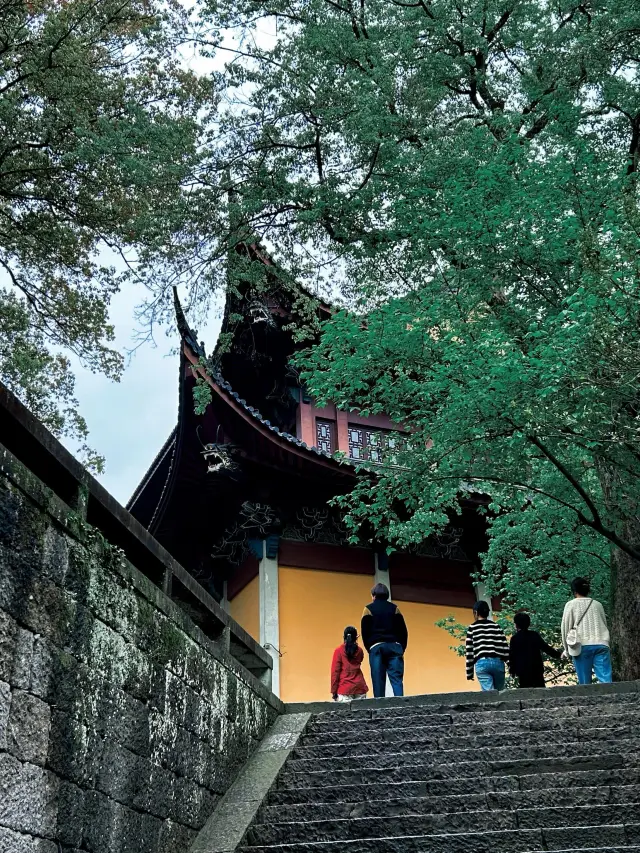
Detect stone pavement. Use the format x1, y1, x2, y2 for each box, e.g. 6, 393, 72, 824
225, 682, 640, 853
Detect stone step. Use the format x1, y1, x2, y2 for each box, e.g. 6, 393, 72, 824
301, 709, 640, 745
527, 849, 640, 853
240, 822, 640, 853
277, 752, 625, 789
259, 784, 639, 824
247, 802, 640, 846
235, 687, 640, 853
284, 737, 640, 774
296, 723, 639, 758
307, 697, 640, 734
268, 767, 640, 806
310, 682, 640, 730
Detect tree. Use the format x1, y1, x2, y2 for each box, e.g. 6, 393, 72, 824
1, 0, 204, 463
0, 290, 105, 470
188, 0, 640, 674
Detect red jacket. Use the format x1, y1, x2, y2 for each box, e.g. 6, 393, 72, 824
330, 644, 369, 696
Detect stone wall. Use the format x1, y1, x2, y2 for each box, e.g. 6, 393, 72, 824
0, 434, 282, 852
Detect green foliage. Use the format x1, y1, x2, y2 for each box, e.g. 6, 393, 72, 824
193, 368, 213, 416
1, 0, 204, 460
193, 0, 640, 637
0, 290, 105, 471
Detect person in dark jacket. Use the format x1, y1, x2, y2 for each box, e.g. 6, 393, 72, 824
509, 612, 562, 688
361, 583, 408, 698
330, 626, 369, 701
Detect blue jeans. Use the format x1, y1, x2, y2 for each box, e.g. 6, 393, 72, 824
369, 642, 404, 698
475, 657, 505, 691
572, 644, 613, 685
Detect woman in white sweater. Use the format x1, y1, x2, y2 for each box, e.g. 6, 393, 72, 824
561, 577, 612, 685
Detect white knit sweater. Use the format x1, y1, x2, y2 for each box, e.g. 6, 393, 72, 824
561, 597, 610, 654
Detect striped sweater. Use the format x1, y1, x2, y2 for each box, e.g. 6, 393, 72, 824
465, 619, 510, 680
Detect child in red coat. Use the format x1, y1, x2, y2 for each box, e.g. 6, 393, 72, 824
331, 626, 369, 701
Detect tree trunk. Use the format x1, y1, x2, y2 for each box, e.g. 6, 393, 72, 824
611, 534, 640, 680
596, 459, 640, 680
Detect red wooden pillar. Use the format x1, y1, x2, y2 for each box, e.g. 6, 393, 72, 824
336, 409, 350, 455
298, 401, 315, 446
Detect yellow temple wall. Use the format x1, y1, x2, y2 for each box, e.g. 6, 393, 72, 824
228, 574, 259, 643
279, 566, 372, 703
398, 600, 479, 696
278, 565, 478, 703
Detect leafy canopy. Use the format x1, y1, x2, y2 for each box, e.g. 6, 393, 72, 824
190, 0, 640, 624
1, 0, 204, 463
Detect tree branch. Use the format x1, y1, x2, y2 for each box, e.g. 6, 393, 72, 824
525, 432, 604, 527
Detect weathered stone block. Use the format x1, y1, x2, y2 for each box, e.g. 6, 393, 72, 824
86, 570, 140, 647
133, 597, 159, 655
0, 481, 21, 545
30, 839, 58, 853
29, 635, 53, 699
161, 669, 188, 721
34, 643, 81, 708
543, 824, 627, 849
56, 781, 85, 848
154, 613, 189, 677
0, 752, 59, 837
47, 709, 88, 785
40, 527, 70, 586
124, 809, 163, 853
93, 685, 150, 757
187, 734, 214, 789
64, 542, 93, 599
83, 790, 164, 853
121, 652, 153, 703
11, 627, 34, 690
169, 725, 201, 780
183, 682, 206, 738
8, 688, 51, 765
132, 762, 176, 820
0, 825, 47, 853
96, 742, 148, 806
0, 678, 9, 750
0, 610, 18, 682
19, 580, 77, 649
196, 739, 220, 790
170, 776, 218, 830
82, 790, 120, 853
157, 819, 197, 853
64, 601, 97, 661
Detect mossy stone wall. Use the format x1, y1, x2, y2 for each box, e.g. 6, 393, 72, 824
0, 448, 280, 853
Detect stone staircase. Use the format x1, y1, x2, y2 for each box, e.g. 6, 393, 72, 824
240, 687, 640, 853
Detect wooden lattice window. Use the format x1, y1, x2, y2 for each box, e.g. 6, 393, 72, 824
348, 426, 401, 464
315, 419, 335, 454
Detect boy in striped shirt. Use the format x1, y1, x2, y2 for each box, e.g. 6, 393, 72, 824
465, 600, 510, 690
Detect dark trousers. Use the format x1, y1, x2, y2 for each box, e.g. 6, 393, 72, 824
369, 642, 404, 698
516, 675, 546, 689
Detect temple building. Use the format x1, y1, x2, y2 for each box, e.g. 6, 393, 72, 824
128, 247, 488, 701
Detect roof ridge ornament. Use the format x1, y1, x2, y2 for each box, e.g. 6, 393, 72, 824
172, 286, 205, 357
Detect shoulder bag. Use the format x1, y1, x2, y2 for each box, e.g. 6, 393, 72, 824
566, 599, 594, 657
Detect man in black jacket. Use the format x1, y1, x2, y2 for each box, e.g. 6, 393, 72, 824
509, 612, 562, 688
361, 583, 409, 698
